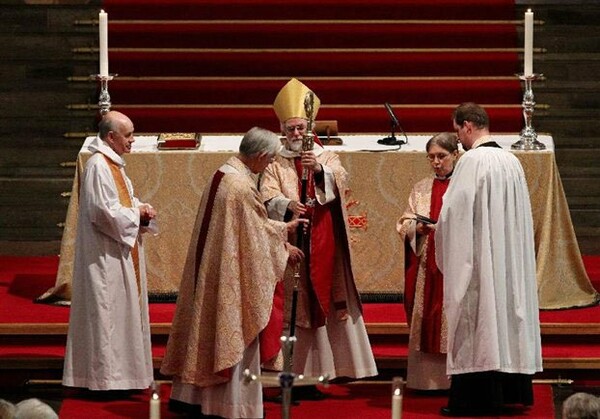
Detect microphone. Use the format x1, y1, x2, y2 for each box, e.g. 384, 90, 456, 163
378, 102, 408, 147
385, 102, 400, 127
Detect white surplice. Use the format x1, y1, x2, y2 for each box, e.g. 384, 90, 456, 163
435, 144, 542, 376
63, 136, 155, 390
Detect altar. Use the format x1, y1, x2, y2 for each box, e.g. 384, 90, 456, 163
43, 134, 598, 310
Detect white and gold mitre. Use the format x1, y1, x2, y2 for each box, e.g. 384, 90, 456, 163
273, 78, 321, 123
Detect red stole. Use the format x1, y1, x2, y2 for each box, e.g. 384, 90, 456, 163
403, 243, 418, 327
420, 177, 450, 353
194, 170, 225, 289
259, 281, 285, 363
294, 157, 336, 328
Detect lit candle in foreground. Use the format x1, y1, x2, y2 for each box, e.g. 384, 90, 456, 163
99, 9, 109, 77
150, 382, 160, 419
391, 376, 403, 419
524, 9, 534, 76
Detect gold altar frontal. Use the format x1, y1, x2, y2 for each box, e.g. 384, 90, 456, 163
48, 135, 598, 310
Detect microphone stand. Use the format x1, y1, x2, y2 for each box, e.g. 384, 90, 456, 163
378, 120, 400, 145
378, 102, 408, 147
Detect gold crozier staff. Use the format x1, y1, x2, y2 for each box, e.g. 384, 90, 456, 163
288, 90, 316, 351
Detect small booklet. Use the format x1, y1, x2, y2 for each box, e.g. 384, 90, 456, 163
414, 213, 437, 225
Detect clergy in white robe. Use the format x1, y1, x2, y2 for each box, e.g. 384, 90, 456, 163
435, 103, 542, 416
63, 111, 157, 391
261, 79, 377, 393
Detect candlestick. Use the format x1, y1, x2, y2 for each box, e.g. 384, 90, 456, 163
99, 10, 109, 77
512, 73, 546, 150
524, 9, 534, 77
391, 377, 404, 419
90, 74, 117, 116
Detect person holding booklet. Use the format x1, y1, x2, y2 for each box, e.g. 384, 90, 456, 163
396, 131, 459, 391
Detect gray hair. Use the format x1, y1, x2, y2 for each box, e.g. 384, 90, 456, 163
0, 399, 16, 419
239, 127, 281, 157
563, 392, 600, 419
14, 398, 58, 419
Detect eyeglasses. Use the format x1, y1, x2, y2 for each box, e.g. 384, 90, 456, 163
426, 153, 451, 162
284, 124, 307, 133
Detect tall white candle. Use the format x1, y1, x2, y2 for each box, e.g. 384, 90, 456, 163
524, 9, 534, 76
99, 10, 109, 77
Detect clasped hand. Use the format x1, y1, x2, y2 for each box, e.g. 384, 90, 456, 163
138, 204, 157, 224
300, 151, 322, 173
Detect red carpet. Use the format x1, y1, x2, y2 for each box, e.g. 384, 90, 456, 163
1, 255, 599, 363
108, 22, 518, 49
57, 382, 555, 418
107, 50, 520, 78
108, 78, 523, 106
79, 0, 526, 134
0, 255, 599, 325
0, 255, 595, 418
103, 0, 517, 21
110, 105, 525, 134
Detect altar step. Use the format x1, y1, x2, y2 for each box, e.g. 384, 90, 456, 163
67, 74, 530, 133
68, 77, 523, 106
66, 104, 526, 134
75, 49, 524, 79
101, 0, 518, 21
71, 1, 526, 134
98, 20, 519, 50
1, 253, 599, 378
1, 314, 600, 372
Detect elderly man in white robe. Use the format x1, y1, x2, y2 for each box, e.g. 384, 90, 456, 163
435, 102, 542, 416
63, 111, 157, 391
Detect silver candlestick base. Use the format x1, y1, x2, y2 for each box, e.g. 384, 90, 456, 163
244, 367, 329, 419
90, 74, 117, 116
244, 334, 329, 419
512, 73, 545, 150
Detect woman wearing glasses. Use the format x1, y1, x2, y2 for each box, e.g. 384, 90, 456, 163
396, 132, 459, 391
